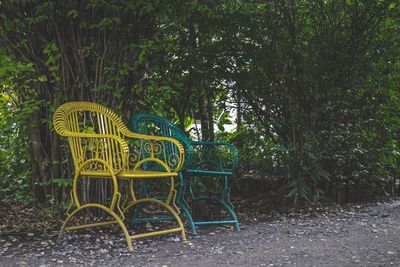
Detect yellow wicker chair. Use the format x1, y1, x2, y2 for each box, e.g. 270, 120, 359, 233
53, 102, 186, 252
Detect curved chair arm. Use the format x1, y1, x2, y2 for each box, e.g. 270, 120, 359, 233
119, 127, 185, 173
170, 134, 193, 171
188, 141, 238, 173
129, 113, 192, 171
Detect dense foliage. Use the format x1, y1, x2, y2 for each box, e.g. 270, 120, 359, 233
1, 0, 399, 207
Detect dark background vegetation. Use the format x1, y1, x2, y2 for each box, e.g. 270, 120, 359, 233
1, 0, 400, 210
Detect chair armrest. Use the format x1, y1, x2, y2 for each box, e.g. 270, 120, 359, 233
188, 141, 238, 172
120, 128, 185, 173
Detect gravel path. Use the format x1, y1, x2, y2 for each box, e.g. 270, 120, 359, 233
1, 200, 399, 266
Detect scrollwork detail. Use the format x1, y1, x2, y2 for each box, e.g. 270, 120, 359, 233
168, 153, 179, 171
152, 140, 164, 155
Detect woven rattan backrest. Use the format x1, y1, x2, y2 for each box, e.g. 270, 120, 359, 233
53, 102, 127, 173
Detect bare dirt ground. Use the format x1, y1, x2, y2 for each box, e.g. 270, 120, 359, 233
1, 199, 399, 266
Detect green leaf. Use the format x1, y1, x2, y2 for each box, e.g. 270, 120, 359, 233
37, 75, 47, 82
67, 9, 78, 18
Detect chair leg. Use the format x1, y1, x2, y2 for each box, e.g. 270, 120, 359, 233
180, 204, 198, 235
222, 198, 240, 231
195, 197, 240, 230
123, 198, 186, 242
58, 203, 133, 253
60, 161, 134, 252
180, 173, 240, 233
175, 173, 197, 235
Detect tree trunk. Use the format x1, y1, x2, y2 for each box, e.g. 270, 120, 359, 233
198, 94, 208, 140
28, 111, 49, 202
206, 90, 214, 141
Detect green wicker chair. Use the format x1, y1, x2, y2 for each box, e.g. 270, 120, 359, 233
130, 113, 239, 234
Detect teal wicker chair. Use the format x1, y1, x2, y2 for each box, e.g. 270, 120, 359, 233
130, 113, 239, 234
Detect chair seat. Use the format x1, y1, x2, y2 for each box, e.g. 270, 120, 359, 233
80, 169, 178, 178
120, 169, 178, 178
184, 169, 233, 176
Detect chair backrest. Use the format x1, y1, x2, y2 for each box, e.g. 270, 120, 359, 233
130, 113, 192, 170
53, 102, 128, 173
